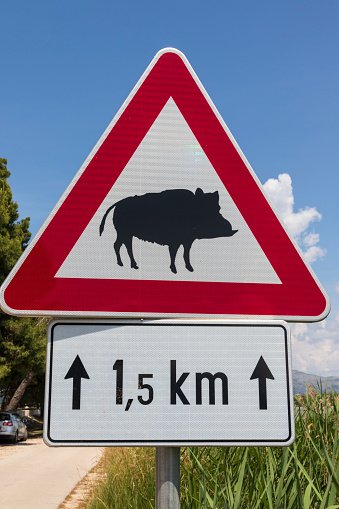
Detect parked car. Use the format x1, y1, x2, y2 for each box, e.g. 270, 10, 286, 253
0, 412, 28, 443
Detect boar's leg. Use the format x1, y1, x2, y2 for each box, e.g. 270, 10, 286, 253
114, 234, 138, 269
114, 237, 124, 267
183, 240, 194, 272
169, 242, 180, 274
124, 236, 138, 269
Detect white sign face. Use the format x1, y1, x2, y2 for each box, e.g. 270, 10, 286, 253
44, 320, 294, 447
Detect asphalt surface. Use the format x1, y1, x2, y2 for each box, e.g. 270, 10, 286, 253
0, 438, 104, 508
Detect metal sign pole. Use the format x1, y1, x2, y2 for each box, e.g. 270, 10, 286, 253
156, 447, 180, 508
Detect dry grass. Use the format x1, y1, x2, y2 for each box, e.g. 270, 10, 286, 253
59, 451, 108, 509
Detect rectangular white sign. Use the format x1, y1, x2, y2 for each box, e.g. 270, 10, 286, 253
44, 320, 294, 446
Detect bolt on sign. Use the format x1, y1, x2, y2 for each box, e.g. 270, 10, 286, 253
44, 320, 295, 447
0, 48, 330, 321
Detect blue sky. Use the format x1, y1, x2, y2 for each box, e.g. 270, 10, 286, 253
1, 1, 339, 375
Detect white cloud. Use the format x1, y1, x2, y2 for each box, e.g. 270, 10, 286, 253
263, 173, 326, 263
284, 207, 321, 238
262, 173, 294, 220
303, 245, 327, 264
302, 232, 320, 247
262, 174, 333, 377
291, 318, 339, 376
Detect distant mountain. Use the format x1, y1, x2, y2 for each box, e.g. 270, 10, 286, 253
292, 369, 339, 395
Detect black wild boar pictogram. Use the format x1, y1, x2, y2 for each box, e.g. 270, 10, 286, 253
99, 188, 238, 274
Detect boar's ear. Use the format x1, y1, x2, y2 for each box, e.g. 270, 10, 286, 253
195, 188, 204, 198
213, 191, 220, 202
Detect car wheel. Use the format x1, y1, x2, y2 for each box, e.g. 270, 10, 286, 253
12, 431, 18, 444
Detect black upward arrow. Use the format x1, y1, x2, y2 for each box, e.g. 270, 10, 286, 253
65, 355, 90, 410
250, 356, 274, 410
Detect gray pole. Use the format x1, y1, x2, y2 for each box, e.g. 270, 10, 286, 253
156, 447, 180, 508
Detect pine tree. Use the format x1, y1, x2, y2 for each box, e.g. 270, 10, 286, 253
0, 158, 31, 284
0, 158, 48, 412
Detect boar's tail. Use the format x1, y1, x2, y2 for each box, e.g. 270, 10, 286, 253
99, 202, 119, 236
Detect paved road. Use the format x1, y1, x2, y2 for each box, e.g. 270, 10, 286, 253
0, 439, 104, 508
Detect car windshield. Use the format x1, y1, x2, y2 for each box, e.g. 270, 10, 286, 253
0, 413, 11, 421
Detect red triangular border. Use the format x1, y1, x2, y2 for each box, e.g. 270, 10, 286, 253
0, 49, 329, 321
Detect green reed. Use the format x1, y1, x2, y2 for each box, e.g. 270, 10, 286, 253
85, 386, 339, 509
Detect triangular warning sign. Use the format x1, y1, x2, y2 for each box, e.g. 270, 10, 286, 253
0, 48, 330, 321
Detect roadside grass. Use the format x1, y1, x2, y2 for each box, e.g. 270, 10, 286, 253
28, 428, 43, 438
84, 386, 339, 508
25, 415, 43, 438
83, 447, 155, 508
